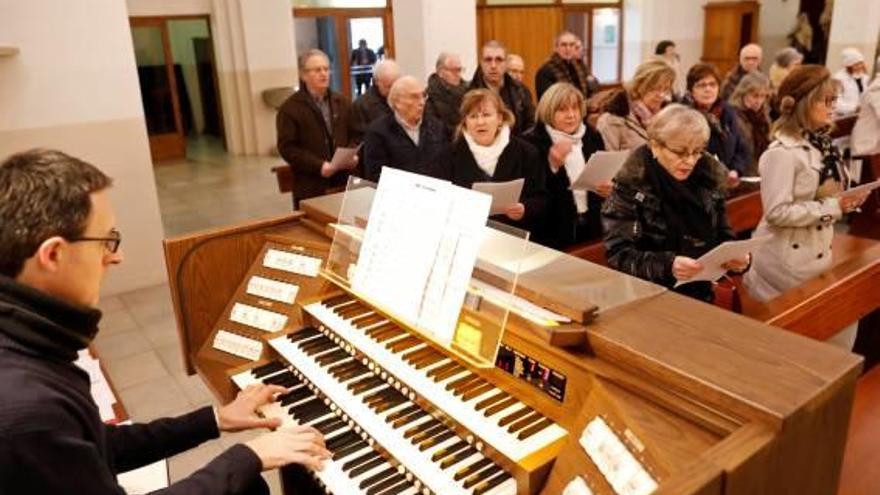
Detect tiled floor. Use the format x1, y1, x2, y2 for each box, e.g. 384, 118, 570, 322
96, 137, 290, 492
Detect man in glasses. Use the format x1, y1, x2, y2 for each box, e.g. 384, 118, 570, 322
469, 40, 535, 136
0, 149, 329, 494
720, 43, 763, 101
426, 52, 470, 137
535, 31, 599, 101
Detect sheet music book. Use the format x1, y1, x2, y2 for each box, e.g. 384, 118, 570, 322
472, 179, 524, 215
569, 150, 629, 192
351, 168, 491, 345
675, 235, 771, 287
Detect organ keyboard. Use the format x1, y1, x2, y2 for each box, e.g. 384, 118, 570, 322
166, 199, 862, 495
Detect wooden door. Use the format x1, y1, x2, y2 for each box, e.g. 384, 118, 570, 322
702, 1, 760, 76
130, 17, 187, 162
477, 6, 562, 99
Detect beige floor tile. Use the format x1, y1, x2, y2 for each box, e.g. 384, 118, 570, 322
93, 330, 153, 361
97, 307, 140, 336
117, 375, 191, 422
143, 317, 183, 349
96, 295, 125, 313
174, 372, 215, 407
103, 350, 169, 389
156, 343, 189, 377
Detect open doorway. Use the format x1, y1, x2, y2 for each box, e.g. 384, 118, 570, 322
130, 16, 225, 163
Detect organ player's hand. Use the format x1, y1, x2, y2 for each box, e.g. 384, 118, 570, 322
245, 425, 330, 471
217, 383, 287, 432
672, 256, 703, 281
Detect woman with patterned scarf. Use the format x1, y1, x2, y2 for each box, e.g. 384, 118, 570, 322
744, 65, 870, 349
729, 71, 772, 179
683, 63, 751, 186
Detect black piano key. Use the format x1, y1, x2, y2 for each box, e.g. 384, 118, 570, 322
297, 336, 332, 353
464, 465, 503, 489
518, 417, 554, 440
401, 345, 434, 362
372, 327, 405, 342
439, 447, 478, 469
359, 466, 398, 489
409, 423, 447, 444
412, 352, 446, 370
404, 418, 441, 439
287, 327, 321, 342
251, 360, 285, 378
278, 386, 312, 406
431, 363, 465, 382
498, 406, 532, 427
385, 404, 419, 423
349, 376, 385, 393
418, 430, 456, 451
338, 304, 371, 318
391, 409, 428, 429
484, 397, 519, 417
327, 431, 362, 452
300, 340, 336, 356
322, 294, 353, 308
366, 473, 407, 495
264, 373, 301, 389
373, 479, 413, 495
387, 336, 420, 352
452, 376, 485, 396
372, 394, 407, 413
445, 373, 479, 392
507, 411, 544, 434
453, 457, 492, 481
313, 417, 347, 435
473, 471, 513, 495
431, 440, 468, 462
316, 349, 351, 366
475, 391, 509, 412
461, 382, 495, 401
343, 460, 387, 478
343, 451, 380, 472
330, 361, 366, 379
333, 439, 370, 460
289, 399, 329, 422
363, 386, 396, 404
366, 322, 398, 337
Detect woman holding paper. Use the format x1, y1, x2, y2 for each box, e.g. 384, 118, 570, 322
602, 104, 749, 302
744, 65, 870, 347
430, 89, 547, 234
524, 82, 607, 248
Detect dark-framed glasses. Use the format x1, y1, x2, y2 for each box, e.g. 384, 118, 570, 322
660, 141, 705, 161
69, 228, 122, 254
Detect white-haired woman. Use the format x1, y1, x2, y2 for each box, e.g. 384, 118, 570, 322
603, 104, 749, 302
745, 65, 870, 348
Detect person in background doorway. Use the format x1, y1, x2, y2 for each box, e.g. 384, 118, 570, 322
729, 71, 772, 179
602, 105, 748, 302
683, 62, 751, 183
720, 43, 763, 100
654, 40, 685, 99
426, 52, 469, 138
744, 65, 870, 349
431, 89, 546, 234
353, 59, 400, 129
277, 49, 361, 208
350, 39, 377, 96
363, 76, 447, 182
833, 47, 870, 116
469, 40, 535, 136
536, 31, 599, 100
851, 56, 880, 156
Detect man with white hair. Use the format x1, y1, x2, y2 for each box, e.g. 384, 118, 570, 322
426, 52, 469, 137
353, 58, 401, 128
833, 47, 870, 116
721, 43, 763, 100
362, 76, 448, 182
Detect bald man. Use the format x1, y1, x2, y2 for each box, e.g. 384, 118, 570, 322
362, 76, 448, 182
721, 43, 763, 100
353, 59, 401, 129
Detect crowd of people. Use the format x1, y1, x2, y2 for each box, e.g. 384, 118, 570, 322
276, 33, 878, 324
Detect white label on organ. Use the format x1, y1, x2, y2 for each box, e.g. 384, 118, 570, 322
562, 476, 594, 495
579, 417, 658, 495
247, 276, 299, 304
230, 303, 287, 332
213, 330, 263, 361
263, 249, 321, 277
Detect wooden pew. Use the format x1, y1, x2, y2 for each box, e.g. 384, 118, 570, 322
849, 153, 880, 240
838, 365, 880, 495
270, 164, 292, 194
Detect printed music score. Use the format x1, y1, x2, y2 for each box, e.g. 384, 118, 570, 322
263, 249, 322, 277
246, 276, 299, 304
230, 302, 288, 332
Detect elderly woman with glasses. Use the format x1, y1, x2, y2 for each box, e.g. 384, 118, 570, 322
602, 104, 749, 302
745, 65, 870, 348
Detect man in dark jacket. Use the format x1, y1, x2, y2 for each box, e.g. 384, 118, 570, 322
353, 58, 400, 129
535, 31, 599, 101
426, 52, 469, 137
469, 40, 535, 136
720, 44, 763, 100
350, 39, 377, 96
363, 76, 448, 182
277, 49, 361, 208
0, 149, 329, 494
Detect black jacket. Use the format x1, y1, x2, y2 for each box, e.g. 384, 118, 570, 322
430, 135, 546, 235
0, 276, 264, 494
363, 113, 448, 182
682, 96, 752, 176
469, 69, 535, 136
353, 85, 393, 131
602, 146, 735, 300
523, 124, 607, 248
425, 73, 469, 139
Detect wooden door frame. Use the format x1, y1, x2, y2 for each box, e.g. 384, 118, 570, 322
561, 1, 624, 84
293, 7, 395, 99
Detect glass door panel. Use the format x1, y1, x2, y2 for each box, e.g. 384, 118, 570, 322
348, 17, 384, 99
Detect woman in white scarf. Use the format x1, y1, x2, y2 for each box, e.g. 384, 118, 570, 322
524, 82, 608, 248
431, 89, 547, 232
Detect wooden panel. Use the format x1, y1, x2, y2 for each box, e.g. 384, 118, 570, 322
477, 6, 562, 100
162, 213, 325, 374
702, 1, 759, 76
838, 366, 880, 495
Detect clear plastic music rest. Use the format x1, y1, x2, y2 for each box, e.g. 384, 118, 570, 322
322, 175, 530, 368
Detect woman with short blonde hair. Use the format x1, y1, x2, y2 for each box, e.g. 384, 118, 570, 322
597, 60, 675, 151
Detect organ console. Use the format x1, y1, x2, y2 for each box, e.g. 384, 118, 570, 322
165, 185, 862, 495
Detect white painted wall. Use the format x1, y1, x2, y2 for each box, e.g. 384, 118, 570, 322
391, 0, 477, 82
758, 0, 800, 70
169, 19, 211, 134
622, 0, 704, 80
126, 0, 211, 17
0, 0, 167, 296
827, 0, 880, 75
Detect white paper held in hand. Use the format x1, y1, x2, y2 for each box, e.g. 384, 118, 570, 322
472, 178, 524, 215
330, 144, 362, 170
835, 179, 880, 198
569, 150, 629, 192
674, 235, 771, 287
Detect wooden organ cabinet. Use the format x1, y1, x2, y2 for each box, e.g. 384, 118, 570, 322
702, 1, 760, 76
164, 191, 860, 495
